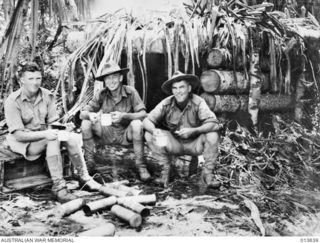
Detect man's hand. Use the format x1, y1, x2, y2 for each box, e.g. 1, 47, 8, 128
111, 111, 124, 124
175, 127, 196, 139
65, 122, 75, 132
89, 112, 100, 123
44, 129, 59, 141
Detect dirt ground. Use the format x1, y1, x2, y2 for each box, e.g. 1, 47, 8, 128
0, 145, 320, 237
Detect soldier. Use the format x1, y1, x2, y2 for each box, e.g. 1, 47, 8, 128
143, 71, 222, 187
80, 62, 151, 181
4, 62, 102, 202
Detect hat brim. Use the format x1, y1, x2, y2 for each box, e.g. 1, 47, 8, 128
161, 74, 199, 95
95, 68, 129, 81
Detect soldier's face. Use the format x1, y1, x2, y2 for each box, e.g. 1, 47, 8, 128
104, 73, 122, 91
172, 80, 191, 103
20, 71, 42, 94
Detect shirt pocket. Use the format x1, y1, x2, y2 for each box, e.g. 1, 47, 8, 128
166, 111, 180, 130
21, 111, 33, 125
186, 109, 199, 127
38, 104, 48, 124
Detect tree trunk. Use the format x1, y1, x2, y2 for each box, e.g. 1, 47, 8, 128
294, 58, 306, 122
200, 69, 270, 94
201, 93, 294, 113
248, 32, 262, 130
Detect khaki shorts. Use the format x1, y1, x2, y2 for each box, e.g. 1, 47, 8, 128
147, 129, 206, 156
6, 134, 42, 161
99, 125, 131, 146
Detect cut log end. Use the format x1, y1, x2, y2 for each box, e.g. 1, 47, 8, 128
200, 92, 216, 111
200, 70, 221, 93
207, 48, 227, 68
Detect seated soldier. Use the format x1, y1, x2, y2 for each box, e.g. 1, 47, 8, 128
4, 62, 102, 203
80, 62, 151, 181
143, 71, 222, 187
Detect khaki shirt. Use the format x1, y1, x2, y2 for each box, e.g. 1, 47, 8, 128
83, 85, 146, 128
4, 87, 59, 133
147, 94, 218, 135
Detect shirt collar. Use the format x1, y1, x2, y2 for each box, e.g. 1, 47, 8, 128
105, 85, 127, 98
170, 94, 193, 110
21, 87, 43, 104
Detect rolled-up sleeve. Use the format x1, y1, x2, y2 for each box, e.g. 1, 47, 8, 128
47, 94, 59, 124
147, 101, 165, 125
4, 97, 24, 133
82, 92, 102, 112
198, 100, 218, 124
131, 88, 146, 112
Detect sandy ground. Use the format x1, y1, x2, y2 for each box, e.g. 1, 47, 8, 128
0, 145, 320, 237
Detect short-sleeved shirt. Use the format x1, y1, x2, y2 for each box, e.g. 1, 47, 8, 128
5, 87, 59, 134
82, 85, 146, 129
147, 94, 218, 137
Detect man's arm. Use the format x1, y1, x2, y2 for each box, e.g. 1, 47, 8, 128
80, 92, 103, 120
143, 117, 157, 134
175, 121, 220, 139
176, 98, 221, 139
13, 129, 58, 143
142, 99, 166, 134
122, 110, 146, 121
194, 121, 221, 134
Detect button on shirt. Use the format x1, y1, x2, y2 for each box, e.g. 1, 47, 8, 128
5, 87, 59, 133
147, 94, 218, 136
83, 85, 146, 128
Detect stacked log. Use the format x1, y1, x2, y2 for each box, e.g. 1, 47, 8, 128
200, 69, 270, 94
201, 93, 294, 113
201, 49, 296, 126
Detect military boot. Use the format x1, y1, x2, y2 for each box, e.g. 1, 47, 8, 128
69, 153, 102, 191
133, 139, 151, 182
200, 141, 220, 188
155, 163, 170, 188
83, 137, 98, 175
46, 155, 77, 203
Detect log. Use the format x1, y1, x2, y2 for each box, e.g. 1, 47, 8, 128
200, 93, 294, 113
200, 69, 270, 94
206, 48, 229, 68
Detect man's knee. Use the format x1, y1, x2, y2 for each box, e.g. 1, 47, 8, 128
66, 132, 82, 149
81, 119, 92, 132
144, 131, 153, 143
205, 132, 220, 147
130, 120, 143, 136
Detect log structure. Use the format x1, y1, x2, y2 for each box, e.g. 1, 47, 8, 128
201, 93, 294, 113
200, 69, 270, 94
206, 48, 230, 68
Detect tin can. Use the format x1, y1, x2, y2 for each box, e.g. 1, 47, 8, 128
83, 196, 117, 216
111, 205, 142, 228
78, 223, 115, 236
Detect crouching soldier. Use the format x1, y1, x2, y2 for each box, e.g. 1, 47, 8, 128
143, 71, 222, 187
80, 62, 151, 181
4, 62, 102, 203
